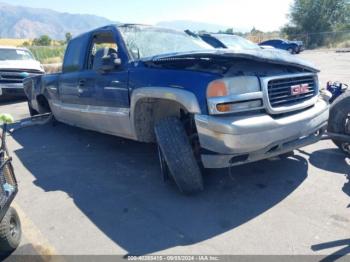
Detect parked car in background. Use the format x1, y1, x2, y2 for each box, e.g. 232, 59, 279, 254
25, 24, 328, 194
0, 46, 44, 99
259, 39, 304, 54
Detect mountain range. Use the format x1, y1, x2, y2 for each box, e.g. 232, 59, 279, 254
0, 2, 114, 39
0, 2, 242, 40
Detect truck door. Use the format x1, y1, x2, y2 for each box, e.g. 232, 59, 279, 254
86, 31, 129, 109
77, 30, 132, 138
56, 34, 93, 128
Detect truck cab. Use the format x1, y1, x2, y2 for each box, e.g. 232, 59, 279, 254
24, 24, 329, 194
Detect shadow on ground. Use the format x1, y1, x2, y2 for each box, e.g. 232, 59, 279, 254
0, 98, 26, 106
305, 148, 350, 260
306, 148, 350, 207
11, 122, 309, 254
311, 239, 350, 262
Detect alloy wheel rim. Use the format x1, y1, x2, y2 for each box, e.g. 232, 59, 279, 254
9, 217, 18, 237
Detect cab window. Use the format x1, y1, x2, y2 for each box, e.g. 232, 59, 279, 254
62, 35, 87, 73
86, 31, 119, 70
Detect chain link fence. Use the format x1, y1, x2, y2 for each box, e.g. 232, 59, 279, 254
287, 30, 350, 49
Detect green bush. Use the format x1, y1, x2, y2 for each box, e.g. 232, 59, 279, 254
28, 46, 66, 64
32, 35, 52, 46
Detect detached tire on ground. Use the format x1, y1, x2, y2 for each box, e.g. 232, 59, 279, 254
155, 117, 204, 194
0, 207, 21, 254
328, 91, 350, 155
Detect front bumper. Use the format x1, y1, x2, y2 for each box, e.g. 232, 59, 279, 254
195, 98, 329, 168
0, 83, 26, 98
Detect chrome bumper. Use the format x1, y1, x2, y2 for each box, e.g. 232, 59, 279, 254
0, 83, 25, 98
195, 98, 329, 168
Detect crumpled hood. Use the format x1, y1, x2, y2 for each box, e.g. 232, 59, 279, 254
142, 48, 318, 72
0, 60, 44, 72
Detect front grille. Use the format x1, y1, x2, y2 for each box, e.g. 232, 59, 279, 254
267, 75, 317, 108
0, 75, 24, 83
0, 68, 42, 74
0, 70, 42, 84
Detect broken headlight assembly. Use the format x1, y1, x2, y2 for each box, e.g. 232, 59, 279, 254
206, 76, 264, 115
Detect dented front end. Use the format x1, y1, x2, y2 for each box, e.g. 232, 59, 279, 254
143, 49, 329, 168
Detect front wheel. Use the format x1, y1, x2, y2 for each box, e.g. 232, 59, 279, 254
154, 117, 204, 194
0, 207, 22, 254
328, 91, 350, 155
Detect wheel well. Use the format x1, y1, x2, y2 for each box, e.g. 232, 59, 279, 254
133, 98, 190, 142
36, 95, 51, 113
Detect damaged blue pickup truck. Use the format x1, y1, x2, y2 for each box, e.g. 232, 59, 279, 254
24, 24, 329, 194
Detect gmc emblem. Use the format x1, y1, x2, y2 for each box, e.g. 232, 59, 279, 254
291, 83, 310, 95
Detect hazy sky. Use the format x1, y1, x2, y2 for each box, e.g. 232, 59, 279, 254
1, 0, 294, 31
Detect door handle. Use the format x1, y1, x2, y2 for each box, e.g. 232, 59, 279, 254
78, 80, 86, 87
77, 79, 88, 95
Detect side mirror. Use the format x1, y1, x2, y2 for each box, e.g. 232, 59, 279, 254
99, 54, 122, 73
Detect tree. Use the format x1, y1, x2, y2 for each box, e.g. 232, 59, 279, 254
225, 28, 234, 34
198, 30, 208, 34
250, 27, 263, 35
282, 0, 350, 47
22, 41, 30, 47
65, 32, 72, 43
32, 35, 52, 46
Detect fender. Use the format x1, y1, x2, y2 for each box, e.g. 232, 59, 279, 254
131, 87, 201, 114
130, 87, 202, 141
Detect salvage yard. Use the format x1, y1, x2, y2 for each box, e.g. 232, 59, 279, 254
2, 50, 350, 258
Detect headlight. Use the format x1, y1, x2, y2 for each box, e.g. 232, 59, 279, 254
207, 76, 264, 115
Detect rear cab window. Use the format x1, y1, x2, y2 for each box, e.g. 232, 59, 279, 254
62, 34, 89, 73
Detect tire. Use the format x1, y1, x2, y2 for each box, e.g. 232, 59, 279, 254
154, 117, 204, 194
328, 91, 350, 155
287, 48, 294, 54
28, 102, 39, 116
157, 145, 170, 182
0, 207, 21, 254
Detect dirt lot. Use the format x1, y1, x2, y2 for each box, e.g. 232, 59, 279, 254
300, 50, 350, 85
1, 50, 349, 259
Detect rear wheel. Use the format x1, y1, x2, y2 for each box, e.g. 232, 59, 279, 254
328, 91, 350, 155
155, 117, 204, 194
27, 102, 39, 116
0, 207, 21, 254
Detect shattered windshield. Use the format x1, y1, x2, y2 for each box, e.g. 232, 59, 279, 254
0, 49, 34, 61
214, 35, 260, 50
119, 25, 213, 59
